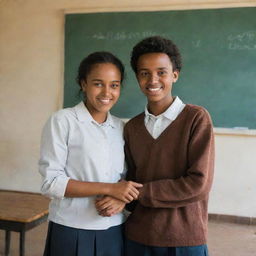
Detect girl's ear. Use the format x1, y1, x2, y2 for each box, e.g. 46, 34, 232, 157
81, 80, 87, 92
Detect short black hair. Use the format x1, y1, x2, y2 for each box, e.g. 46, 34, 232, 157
130, 36, 182, 73
76, 51, 125, 90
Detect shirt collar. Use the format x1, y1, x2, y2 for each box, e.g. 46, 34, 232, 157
74, 101, 116, 128
145, 96, 185, 122
104, 112, 116, 128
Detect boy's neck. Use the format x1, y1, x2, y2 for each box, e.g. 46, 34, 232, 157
147, 97, 174, 116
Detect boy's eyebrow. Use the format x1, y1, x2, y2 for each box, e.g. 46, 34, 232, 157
158, 67, 168, 70
92, 79, 103, 81
137, 68, 148, 71
138, 67, 168, 71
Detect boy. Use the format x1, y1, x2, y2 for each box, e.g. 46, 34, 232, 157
124, 36, 215, 256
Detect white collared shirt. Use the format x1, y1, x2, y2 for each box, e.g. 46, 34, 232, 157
145, 96, 186, 139
39, 102, 126, 230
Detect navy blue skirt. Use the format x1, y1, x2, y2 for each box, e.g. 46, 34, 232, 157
44, 221, 124, 256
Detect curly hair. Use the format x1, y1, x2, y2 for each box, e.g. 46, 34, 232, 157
130, 36, 182, 73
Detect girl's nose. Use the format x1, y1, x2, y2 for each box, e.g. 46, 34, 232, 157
101, 85, 111, 96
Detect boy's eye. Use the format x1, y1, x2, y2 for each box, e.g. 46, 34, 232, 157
139, 71, 149, 77
158, 71, 166, 76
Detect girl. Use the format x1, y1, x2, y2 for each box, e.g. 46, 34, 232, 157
39, 52, 142, 256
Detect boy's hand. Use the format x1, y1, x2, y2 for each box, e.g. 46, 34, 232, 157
95, 196, 125, 217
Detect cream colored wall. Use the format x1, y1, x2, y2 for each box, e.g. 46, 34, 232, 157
210, 134, 256, 217
0, 0, 255, 217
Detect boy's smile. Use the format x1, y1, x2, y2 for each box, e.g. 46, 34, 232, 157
136, 52, 179, 114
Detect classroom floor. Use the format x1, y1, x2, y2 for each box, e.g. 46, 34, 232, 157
0, 220, 255, 256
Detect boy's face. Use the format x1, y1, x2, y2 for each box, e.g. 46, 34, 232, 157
136, 52, 179, 107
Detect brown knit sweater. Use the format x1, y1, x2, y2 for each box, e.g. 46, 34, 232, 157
124, 104, 215, 247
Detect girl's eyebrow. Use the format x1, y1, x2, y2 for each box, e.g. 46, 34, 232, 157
92, 79, 121, 82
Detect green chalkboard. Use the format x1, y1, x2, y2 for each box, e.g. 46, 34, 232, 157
64, 8, 256, 129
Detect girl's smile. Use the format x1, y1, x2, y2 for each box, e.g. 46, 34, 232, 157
81, 63, 121, 123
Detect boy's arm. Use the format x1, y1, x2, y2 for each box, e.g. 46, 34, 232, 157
95, 196, 126, 217
137, 111, 215, 208
124, 129, 139, 212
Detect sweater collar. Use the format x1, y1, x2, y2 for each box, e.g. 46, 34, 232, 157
145, 96, 185, 122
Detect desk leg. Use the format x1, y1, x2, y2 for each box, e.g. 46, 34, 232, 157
20, 230, 25, 256
5, 230, 11, 256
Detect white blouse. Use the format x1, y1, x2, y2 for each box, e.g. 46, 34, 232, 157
39, 101, 126, 230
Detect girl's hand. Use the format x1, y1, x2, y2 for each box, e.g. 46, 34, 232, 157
109, 180, 143, 203
95, 196, 125, 217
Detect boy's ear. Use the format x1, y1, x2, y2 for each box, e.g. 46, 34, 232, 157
173, 70, 179, 83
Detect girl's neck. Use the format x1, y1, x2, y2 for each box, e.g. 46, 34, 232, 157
84, 102, 107, 124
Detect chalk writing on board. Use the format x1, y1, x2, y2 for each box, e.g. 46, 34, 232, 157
192, 40, 201, 48
228, 31, 256, 50
90, 31, 168, 40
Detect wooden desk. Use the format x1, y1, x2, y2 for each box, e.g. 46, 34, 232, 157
0, 190, 50, 256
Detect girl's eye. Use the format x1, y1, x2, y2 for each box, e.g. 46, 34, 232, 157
111, 83, 120, 88
94, 83, 103, 87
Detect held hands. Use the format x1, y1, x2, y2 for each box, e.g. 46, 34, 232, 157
95, 196, 125, 217
95, 180, 143, 217
109, 180, 143, 203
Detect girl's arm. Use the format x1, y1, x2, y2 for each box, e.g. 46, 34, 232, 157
39, 113, 142, 202
65, 179, 142, 203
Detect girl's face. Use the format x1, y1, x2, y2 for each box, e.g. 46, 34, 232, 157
81, 63, 121, 122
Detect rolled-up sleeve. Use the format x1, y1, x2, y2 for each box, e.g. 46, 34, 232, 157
38, 113, 70, 199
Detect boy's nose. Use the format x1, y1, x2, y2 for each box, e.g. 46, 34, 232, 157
149, 74, 159, 85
